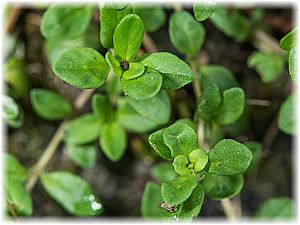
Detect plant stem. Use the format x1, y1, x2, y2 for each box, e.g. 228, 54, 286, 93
251, 29, 286, 55
25, 89, 94, 192
190, 58, 201, 101
220, 198, 241, 221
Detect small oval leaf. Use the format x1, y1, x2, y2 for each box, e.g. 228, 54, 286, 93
149, 129, 172, 160
105, 51, 123, 77
193, 3, 216, 21
41, 5, 94, 39
100, 122, 127, 162
216, 87, 245, 125
5, 177, 32, 216
100, 3, 133, 48
40, 171, 103, 216
278, 93, 295, 135
169, 11, 205, 56
30, 88, 72, 120
66, 144, 97, 169
161, 173, 198, 205
64, 113, 103, 145
123, 62, 145, 80
140, 52, 194, 90
201, 172, 244, 200
208, 139, 253, 175
163, 123, 197, 158
121, 67, 162, 100
5, 153, 28, 182
53, 47, 109, 89
113, 14, 144, 61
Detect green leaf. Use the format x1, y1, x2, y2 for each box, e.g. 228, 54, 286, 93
5, 153, 28, 182
208, 139, 253, 175
174, 118, 197, 132
100, 122, 127, 162
105, 51, 123, 77
53, 47, 109, 89
66, 144, 97, 169
113, 14, 144, 61
41, 5, 93, 39
151, 163, 177, 183
118, 90, 171, 133
245, 141, 262, 171
197, 78, 222, 121
161, 173, 198, 205
188, 148, 208, 172
5, 105, 24, 128
210, 8, 250, 42
5, 178, 32, 216
288, 47, 296, 81
149, 129, 172, 160
64, 113, 103, 145
106, 75, 123, 96
216, 87, 245, 125
100, 3, 133, 48
141, 182, 165, 218
92, 94, 114, 122
248, 51, 285, 83
173, 155, 191, 176
133, 6, 166, 32
169, 11, 205, 56
30, 88, 72, 120
121, 67, 162, 100
140, 52, 194, 90
201, 172, 244, 200
40, 171, 103, 216
3, 95, 19, 120
193, 3, 216, 21
280, 28, 296, 51
255, 197, 294, 219
163, 122, 198, 157
3, 95, 24, 128
123, 62, 145, 80
199, 65, 239, 92
4, 58, 30, 98
45, 26, 102, 66
278, 93, 295, 135
178, 184, 204, 221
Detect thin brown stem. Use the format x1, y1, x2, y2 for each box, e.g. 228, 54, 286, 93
251, 29, 286, 55
247, 99, 272, 107
220, 198, 241, 221
6, 6, 22, 33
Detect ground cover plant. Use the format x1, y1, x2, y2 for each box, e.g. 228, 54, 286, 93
3, 1, 296, 221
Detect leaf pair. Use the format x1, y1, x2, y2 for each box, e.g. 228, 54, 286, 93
197, 77, 245, 125
149, 122, 198, 160
64, 94, 127, 162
